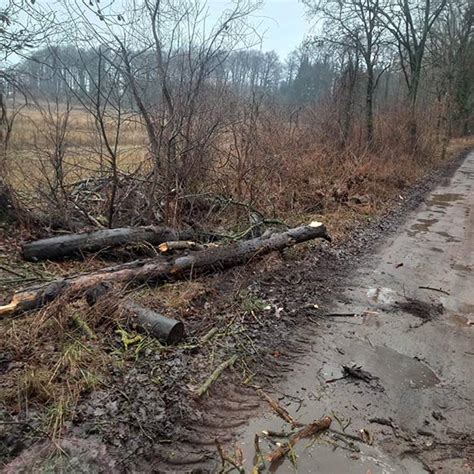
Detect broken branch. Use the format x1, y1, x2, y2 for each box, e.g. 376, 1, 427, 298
266, 416, 332, 464
195, 355, 238, 398
258, 390, 303, 428
158, 241, 205, 253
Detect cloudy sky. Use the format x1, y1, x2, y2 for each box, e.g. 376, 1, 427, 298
209, 0, 311, 58
4, 0, 312, 65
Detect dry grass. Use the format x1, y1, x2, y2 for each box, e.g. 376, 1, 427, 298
4, 101, 472, 232
0, 274, 215, 440
5, 104, 148, 199
0, 294, 117, 439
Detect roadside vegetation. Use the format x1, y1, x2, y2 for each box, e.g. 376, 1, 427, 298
0, 0, 473, 470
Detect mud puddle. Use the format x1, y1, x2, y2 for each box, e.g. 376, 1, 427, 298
236, 341, 439, 472
238, 427, 415, 473
426, 192, 464, 208
320, 342, 440, 390
407, 217, 439, 236
449, 313, 474, 328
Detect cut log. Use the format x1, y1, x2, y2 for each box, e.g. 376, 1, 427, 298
124, 301, 184, 344
84, 285, 184, 344
1, 222, 330, 317
22, 226, 194, 261
158, 240, 205, 253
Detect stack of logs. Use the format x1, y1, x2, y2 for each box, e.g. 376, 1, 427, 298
0, 222, 330, 344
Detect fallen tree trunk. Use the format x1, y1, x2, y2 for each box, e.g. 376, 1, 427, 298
22, 226, 194, 261
1, 222, 329, 317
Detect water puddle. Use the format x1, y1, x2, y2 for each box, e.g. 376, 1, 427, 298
449, 314, 474, 328
400, 454, 433, 472
458, 303, 474, 316
364, 345, 440, 390
237, 341, 440, 473
407, 218, 438, 236
426, 193, 463, 209
322, 343, 440, 390
452, 263, 472, 273
434, 231, 461, 243
238, 421, 401, 473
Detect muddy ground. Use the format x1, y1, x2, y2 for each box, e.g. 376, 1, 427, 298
235, 150, 474, 473
1, 148, 473, 473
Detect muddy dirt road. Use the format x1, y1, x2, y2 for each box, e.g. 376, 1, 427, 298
236, 152, 474, 472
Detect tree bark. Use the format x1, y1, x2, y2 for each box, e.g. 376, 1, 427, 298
366, 65, 375, 145
22, 226, 194, 261
1, 222, 330, 317
124, 301, 184, 344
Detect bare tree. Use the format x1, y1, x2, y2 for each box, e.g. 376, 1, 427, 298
0, 0, 54, 220
44, 45, 129, 227
378, 0, 449, 142
429, 0, 473, 140
303, 0, 389, 144
58, 0, 260, 225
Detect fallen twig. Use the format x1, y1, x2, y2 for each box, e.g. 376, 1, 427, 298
215, 438, 244, 473
418, 286, 450, 296
201, 327, 219, 344
266, 416, 332, 464
324, 312, 357, 318
72, 314, 96, 339
195, 355, 238, 398
258, 390, 303, 428
252, 434, 265, 474
0, 264, 26, 278
329, 428, 364, 444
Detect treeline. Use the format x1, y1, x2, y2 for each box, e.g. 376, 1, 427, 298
16, 48, 283, 101
6, 0, 472, 140
12, 45, 351, 108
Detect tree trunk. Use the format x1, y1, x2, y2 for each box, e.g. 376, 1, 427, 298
22, 226, 194, 261
1, 222, 330, 317
366, 67, 375, 145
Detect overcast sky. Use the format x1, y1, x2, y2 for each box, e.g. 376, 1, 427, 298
5, 0, 311, 65
209, 0, 310, 58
